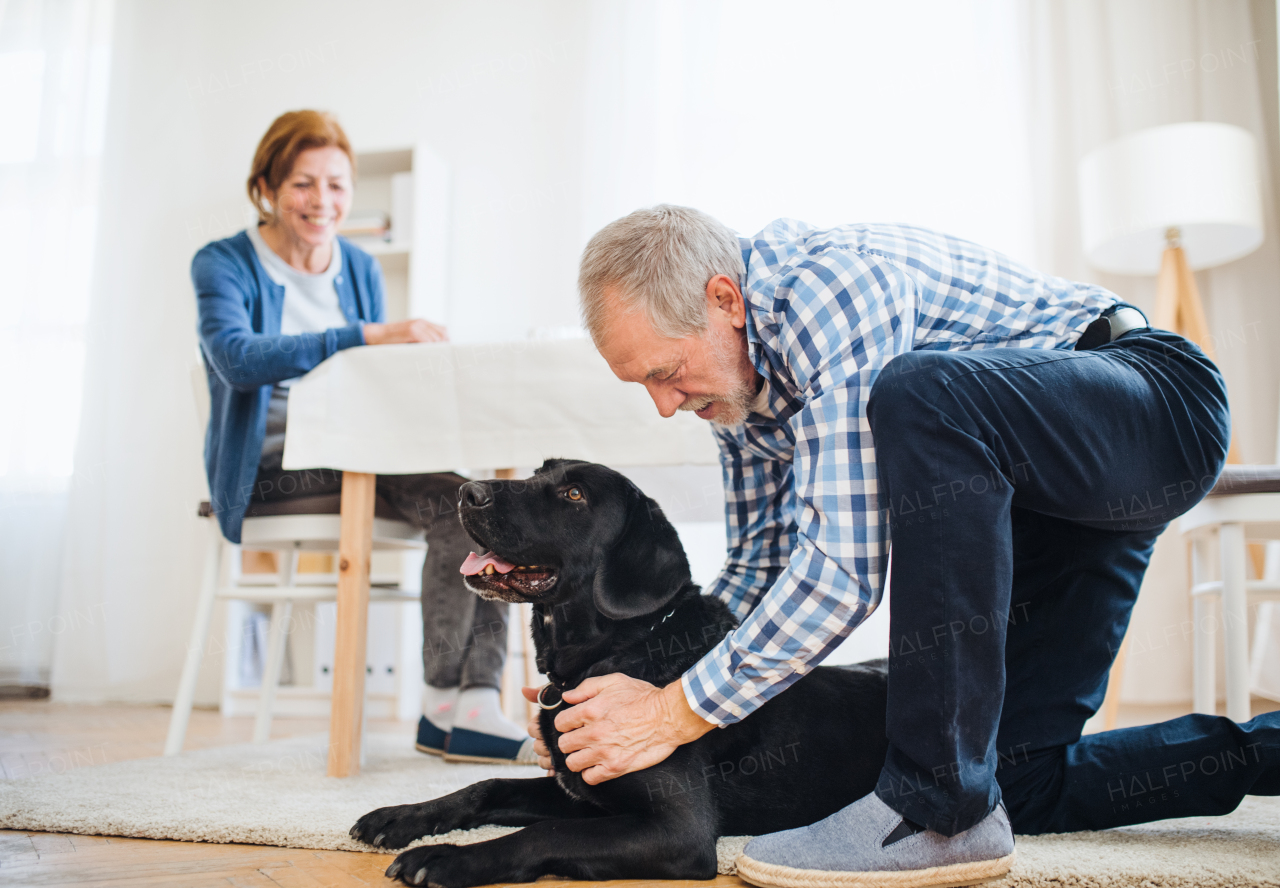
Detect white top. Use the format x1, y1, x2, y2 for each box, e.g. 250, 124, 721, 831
246, 225, 349, 385
748, 378, 774, 419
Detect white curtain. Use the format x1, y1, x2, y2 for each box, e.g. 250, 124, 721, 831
1024, 0, 1280, 704
0, 0, 113, 688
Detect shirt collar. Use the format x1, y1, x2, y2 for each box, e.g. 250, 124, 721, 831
738, 237, 780, 423
738, 237, 766, 374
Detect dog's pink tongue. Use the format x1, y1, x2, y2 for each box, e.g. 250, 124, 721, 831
460, 551, 517, 576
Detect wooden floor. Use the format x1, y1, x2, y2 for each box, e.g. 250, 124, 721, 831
4, 697, 1279, 887
0, 831, 404, 888
0, 830, 748, 888
0, 701, 746, 888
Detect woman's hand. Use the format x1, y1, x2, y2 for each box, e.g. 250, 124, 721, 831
521, 686, 556, 774
549, 674, 715, 785
362, 319, 448, 345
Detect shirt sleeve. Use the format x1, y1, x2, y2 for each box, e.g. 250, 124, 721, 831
193, 242, 366, 393
681, 248, 915, 725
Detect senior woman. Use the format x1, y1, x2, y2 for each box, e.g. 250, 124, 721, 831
192, 109, 533, 764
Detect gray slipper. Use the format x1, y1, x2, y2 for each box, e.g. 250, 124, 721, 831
735, 791, 1015, 888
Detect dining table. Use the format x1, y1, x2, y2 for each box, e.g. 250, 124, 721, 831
282, 337, 719, 776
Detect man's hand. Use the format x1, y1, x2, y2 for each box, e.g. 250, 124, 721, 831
549, 674, 715, 785
520, 686, 555, 774
362, 319, 448, 345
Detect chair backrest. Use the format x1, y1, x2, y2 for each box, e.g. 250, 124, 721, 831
191, 345, 211, 434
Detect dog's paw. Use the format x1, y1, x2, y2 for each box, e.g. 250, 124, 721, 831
349, 803, 440, 850
385, 844, 477, 888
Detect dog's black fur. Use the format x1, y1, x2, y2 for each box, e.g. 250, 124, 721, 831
351, 459, 889, 886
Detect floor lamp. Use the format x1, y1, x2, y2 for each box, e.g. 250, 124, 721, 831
1078, 121, 1265, 729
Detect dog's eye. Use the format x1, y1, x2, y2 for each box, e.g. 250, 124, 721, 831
564, 486, 584, 502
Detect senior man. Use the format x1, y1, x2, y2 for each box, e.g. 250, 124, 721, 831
527, 205, 1278, 888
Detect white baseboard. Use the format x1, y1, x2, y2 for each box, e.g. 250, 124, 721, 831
221, 686, 402, 719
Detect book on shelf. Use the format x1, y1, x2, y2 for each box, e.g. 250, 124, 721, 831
339, 213, 390, 239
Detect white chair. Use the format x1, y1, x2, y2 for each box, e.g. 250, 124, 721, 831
167, 352, 428, 755
1179, 465, 1280, 722
164, 492, 426, 754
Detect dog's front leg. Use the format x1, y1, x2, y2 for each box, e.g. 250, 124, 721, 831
351, 776, 599, 850
385, 813, 719, 887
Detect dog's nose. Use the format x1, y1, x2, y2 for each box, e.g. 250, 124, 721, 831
460, 481, 493, 508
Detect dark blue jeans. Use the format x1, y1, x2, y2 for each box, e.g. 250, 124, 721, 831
864, 329, 1276, 836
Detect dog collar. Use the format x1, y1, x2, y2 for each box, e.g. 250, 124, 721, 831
535, 603, 681, 711
536, 682, 564, 710
647, 600, 681, 633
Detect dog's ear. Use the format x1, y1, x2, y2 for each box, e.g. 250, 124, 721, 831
592, 487, 692, 621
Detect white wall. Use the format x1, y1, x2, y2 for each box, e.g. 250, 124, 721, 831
52, 0, 594, 702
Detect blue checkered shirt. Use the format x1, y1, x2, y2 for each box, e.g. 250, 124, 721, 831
681, 220, 1118, 726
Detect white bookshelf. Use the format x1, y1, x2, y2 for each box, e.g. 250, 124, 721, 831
345, 144, 451, 324
358, 241, 410, 257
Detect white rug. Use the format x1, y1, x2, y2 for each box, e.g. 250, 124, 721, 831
1, 733, 1277, 886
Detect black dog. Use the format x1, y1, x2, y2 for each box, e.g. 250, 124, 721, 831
352, 459, 889, 886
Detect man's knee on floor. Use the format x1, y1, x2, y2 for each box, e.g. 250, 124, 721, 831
996, 745, 1067, 835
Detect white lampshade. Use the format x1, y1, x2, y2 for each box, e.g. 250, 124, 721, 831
1078, 122, 1264, 274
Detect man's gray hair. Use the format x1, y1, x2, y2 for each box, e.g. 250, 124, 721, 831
578, 204, 745, 342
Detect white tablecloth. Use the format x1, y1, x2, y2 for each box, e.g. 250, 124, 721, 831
282, 339, 720, 474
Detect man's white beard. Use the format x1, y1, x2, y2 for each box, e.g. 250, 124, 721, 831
678, 387, 753, 426
676, 328, 755, 426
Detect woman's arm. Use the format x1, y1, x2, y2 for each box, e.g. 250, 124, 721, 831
193, 243, 365, 392
363, 319, 448, 344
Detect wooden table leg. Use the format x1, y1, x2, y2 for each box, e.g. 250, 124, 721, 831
493, 468, 519, 718
328, 470, 376, 777
522, 602, 542, 725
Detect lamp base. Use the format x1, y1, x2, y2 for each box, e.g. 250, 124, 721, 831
1154, 245, 1214, 353
1154, 244, 1241, 463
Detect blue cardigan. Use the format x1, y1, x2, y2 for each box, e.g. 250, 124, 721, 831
192, 230, 385, 543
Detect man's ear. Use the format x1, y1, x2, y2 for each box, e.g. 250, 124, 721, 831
592, 488, 692, 621
706, 274, 746, 329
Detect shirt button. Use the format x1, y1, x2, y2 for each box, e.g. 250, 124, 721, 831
730, 705, 742, 716
335, 276, 343, 284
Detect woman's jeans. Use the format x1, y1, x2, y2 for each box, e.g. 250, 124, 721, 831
865, 329, 1278, 836
250, 468, 506, 691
